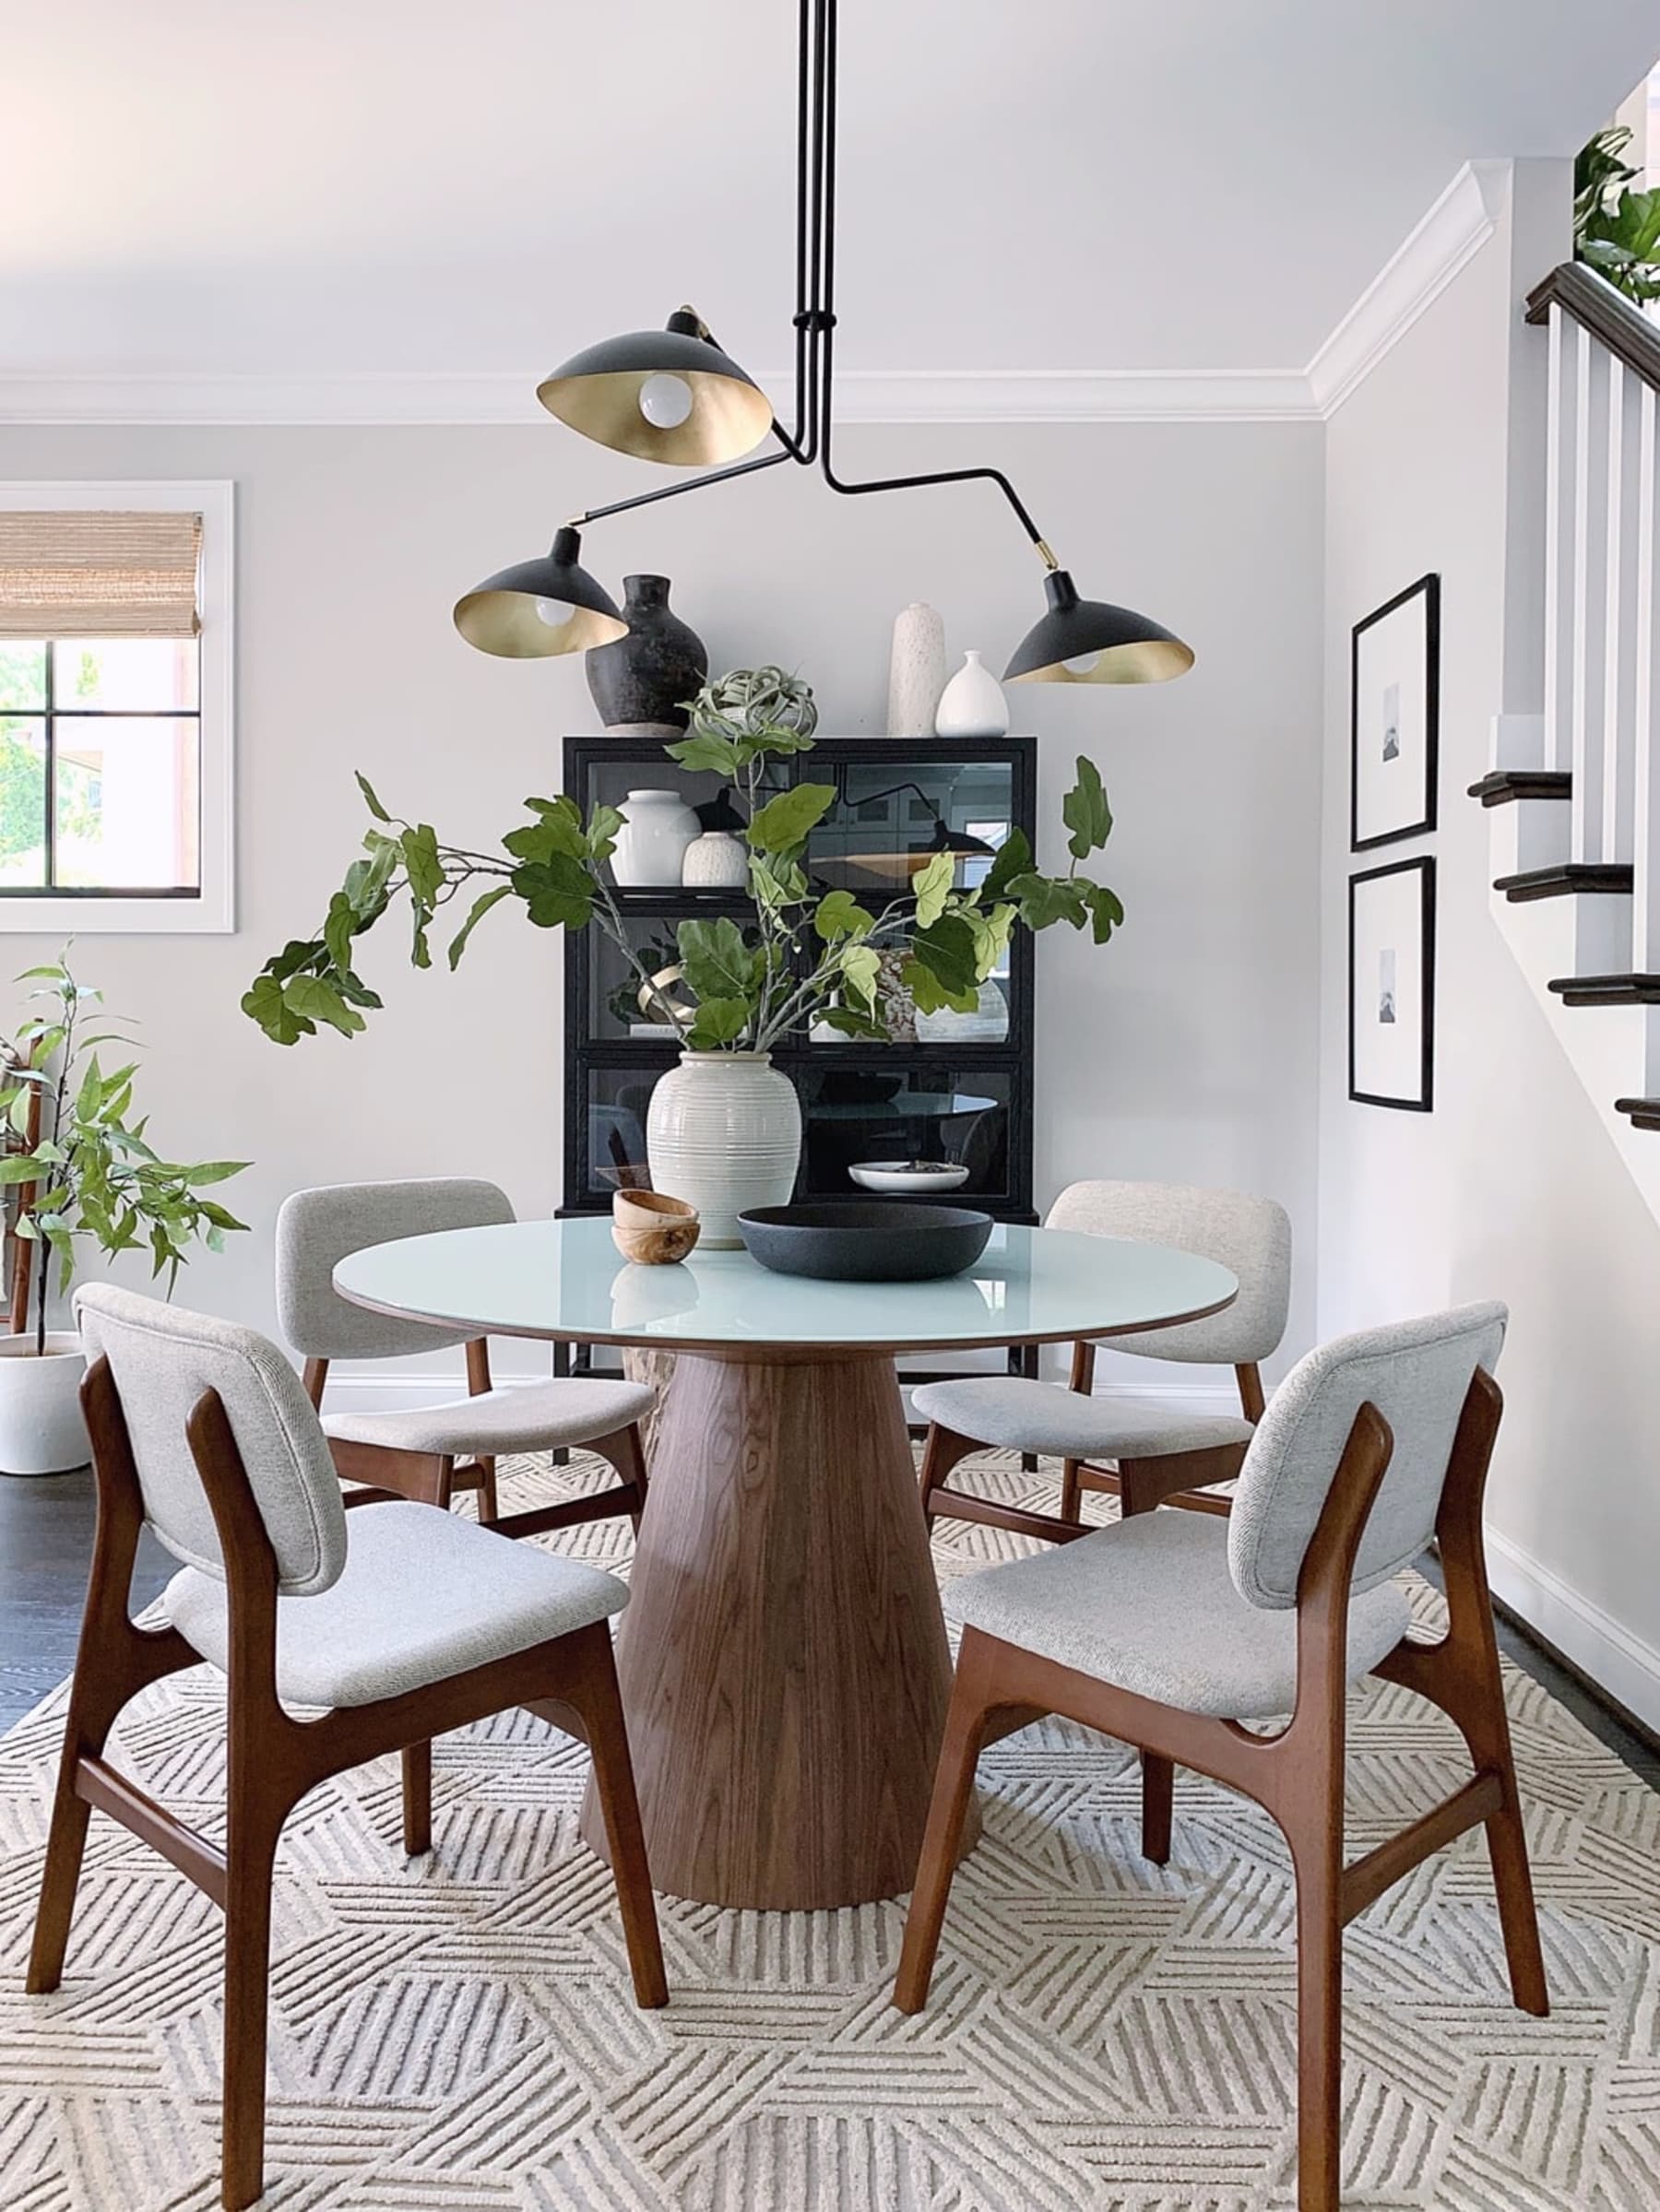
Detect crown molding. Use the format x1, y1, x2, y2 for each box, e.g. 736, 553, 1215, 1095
1307, 160, 1511, 419
0, 165, 1511, 432
0, 364, 1318, 428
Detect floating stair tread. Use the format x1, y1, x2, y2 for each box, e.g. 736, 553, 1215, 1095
1493, 864, 1633, 901
1547, 975, 1660, 1004
1468, 770, 1572, 806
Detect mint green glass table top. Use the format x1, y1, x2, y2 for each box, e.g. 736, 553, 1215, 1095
332, 1216, 1239, 1356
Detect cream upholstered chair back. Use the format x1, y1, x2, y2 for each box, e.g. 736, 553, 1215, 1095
276, 1177, 515, 1363
1228, 1301, 1506, 1611
1045, 1179, 1291, 1366
75, 1283, 348, 1598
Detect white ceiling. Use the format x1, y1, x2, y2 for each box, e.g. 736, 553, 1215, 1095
3, 0, 1657, 384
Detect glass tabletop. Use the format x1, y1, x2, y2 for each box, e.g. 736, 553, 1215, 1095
332, 1217, 1239, 1356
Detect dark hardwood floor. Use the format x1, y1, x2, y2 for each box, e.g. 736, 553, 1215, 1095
1, 1465, 1655, 1793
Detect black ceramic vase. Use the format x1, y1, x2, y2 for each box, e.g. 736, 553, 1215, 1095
585, 574, 708, 735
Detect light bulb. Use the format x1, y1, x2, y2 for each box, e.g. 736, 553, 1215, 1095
534, 597, 575, 628
638, 373, 694, 431
1063, 652, 1098, 676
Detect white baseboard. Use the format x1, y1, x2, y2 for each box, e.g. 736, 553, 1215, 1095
1487, 1526, 1660, 1737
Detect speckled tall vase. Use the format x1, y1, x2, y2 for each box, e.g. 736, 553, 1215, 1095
646, 1052, 801, 1248
586, 574, 708, 736
887, 603, 947, 738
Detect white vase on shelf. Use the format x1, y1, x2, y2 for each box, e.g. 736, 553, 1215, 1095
611, 789, 700, 887
887, 603, 948, 737
646, 1052, 802, 1248
934, 650, 1009, 739
681, 829, 749, 887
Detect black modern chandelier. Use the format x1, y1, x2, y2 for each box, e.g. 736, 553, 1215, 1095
453, 0, 1194, 690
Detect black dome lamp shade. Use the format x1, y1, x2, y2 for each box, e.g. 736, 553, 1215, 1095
536, 309, 776, 468
452, 527, 629, 659
1005, 569, 1195, 686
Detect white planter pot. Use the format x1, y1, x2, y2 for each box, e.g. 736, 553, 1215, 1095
935, 648, 1010, 739
646, 1052, 802, 1248
0, 1332, 89, 1475
612, 789, 700, 887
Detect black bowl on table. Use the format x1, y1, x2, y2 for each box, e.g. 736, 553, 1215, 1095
736, 1201, 994, 1283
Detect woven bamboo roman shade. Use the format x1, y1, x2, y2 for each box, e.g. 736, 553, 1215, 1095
0, 509, 202, 637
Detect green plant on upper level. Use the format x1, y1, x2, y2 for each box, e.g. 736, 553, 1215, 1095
242, 667, 1125, 1059
0, 951, 250, 1354
1575, 124, 1660, 306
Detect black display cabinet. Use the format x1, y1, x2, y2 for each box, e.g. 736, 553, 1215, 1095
560, 733, 1038, 1224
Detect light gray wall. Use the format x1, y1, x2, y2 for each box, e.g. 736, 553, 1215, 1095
1318, 168, 1660, 1727
0, 420, 1326, 1384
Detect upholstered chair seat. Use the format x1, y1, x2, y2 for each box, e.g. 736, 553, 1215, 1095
914, 1377, 1255, 1462
320, 1377, 654, 1461
944, 1510, 1409, 1720
163, 1499, 630, 1709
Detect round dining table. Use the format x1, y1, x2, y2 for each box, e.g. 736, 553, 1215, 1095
334, 1217, 1238, 1912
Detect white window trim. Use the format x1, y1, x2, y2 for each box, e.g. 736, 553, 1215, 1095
0, 479, 234, 934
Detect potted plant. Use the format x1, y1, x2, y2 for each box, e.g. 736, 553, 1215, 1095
243, 666, 1123, 1242
0, 952, 251, 1473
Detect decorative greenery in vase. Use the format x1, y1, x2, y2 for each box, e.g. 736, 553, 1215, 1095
1574, 125, 1660, 305
242, 665, 1124, 1057
1, 952, 250, 1354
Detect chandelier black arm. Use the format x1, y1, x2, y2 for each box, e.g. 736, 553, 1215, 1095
808, 0, 1057, 568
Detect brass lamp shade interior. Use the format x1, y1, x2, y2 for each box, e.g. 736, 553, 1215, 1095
537, 315, 776, 467
1005, 569, 1194, 686
453, 526, 628, 659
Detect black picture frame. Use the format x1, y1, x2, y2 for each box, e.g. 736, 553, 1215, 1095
1350, 573, 1440, 852
1348, 855, 1435, 1112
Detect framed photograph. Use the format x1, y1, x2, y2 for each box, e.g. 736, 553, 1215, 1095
1351, 573, 1439, 850
1349, 856, 1435, 1112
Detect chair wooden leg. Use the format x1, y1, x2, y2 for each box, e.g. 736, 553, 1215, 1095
1141, 1752, 1174, 1865
401, 1742, 433, 1857
220, 1815, 281, 2212
918, 1424, 978, 1520
474, 1457, 499, 1526
894, 1629, 999, 2014
1059, 1457, 1084, 1522
1290, 1813, 1346, 2212
561, 1623, 667, 2009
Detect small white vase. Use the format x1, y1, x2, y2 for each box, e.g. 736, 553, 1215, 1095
682, 829, 749, 888
612, 790, 700, 888
646, 1052, 802, 1248
935, 649, 1010, 739
0, 1331, 89, 1475
887, 603, 947, 738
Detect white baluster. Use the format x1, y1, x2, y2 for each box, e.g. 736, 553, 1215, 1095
1571, 328, 1611, 861
1633, 380, 1660, 975
1603, 356, 1642, 870
1542, 303, 1578, 775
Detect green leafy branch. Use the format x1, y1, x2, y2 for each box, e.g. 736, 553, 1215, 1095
1576, 124, 1660, 306
243, 667, 1125, 1059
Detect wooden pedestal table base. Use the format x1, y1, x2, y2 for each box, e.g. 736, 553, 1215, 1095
580, 1347, 978, 1910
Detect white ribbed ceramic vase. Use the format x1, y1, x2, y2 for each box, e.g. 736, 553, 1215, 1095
0, 1331, 89, 1475
935, 649, 1010, 739
646, 1052, 802, 1248
681, 829, 749, 887
887, 602, 948, 737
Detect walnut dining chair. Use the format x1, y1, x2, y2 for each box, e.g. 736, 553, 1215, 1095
894, 1303, 1547, 2212
915, 1179, 1291, 1537
27, 1284, 668, 2212
277, 1177, 652, 1528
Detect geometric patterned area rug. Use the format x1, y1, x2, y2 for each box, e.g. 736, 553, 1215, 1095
1, 1445, 1657, 2212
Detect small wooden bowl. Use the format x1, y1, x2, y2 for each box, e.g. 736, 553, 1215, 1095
611, 1189, 701, 1265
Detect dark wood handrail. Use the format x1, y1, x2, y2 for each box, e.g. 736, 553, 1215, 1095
1525, 260, 1660, 393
